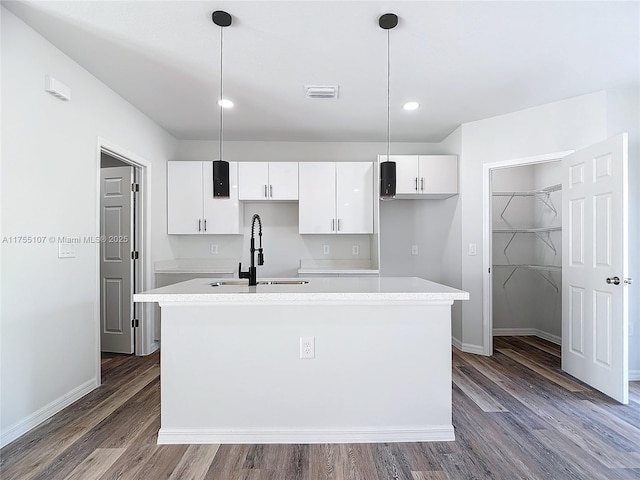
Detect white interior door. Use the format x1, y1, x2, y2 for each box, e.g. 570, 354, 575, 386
562, 133, 628, 404
100, 166, 135, 354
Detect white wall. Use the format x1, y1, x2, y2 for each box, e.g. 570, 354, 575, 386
606, 87, 640, 376
459, 88, 640, 376
459, 91, 608, 353
0, 8, 176, 446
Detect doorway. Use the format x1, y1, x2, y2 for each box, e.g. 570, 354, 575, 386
490, 161, 562, 346
100, 151, 140, 354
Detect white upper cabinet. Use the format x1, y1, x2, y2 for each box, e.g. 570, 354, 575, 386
168, 161, 204, 234
238, 162, 298, 200
167, 161, 242, 235
299, 162, 373, 234
383, 154, 458, 198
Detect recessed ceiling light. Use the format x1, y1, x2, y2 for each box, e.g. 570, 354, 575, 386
402, 101, 420, 111
218, 98, 234, 108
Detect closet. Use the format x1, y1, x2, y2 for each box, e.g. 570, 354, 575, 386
491, 161, 562, 345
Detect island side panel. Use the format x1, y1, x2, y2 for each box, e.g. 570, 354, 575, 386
159, 302, 453, 444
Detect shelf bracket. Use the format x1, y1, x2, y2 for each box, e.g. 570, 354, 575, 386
503, 232, 518, 256
535, 191, 557, 217
500, 194, 516, 220
534, 268, 559, 293
534, 230, 556, 254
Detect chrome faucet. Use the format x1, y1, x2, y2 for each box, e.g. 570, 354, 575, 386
239, 214, 264, 286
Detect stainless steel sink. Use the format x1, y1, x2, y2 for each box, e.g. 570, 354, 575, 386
209, 280, 249, 287
210, 280, 309, 287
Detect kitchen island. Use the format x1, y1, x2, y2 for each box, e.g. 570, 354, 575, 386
134, 276, 468, 444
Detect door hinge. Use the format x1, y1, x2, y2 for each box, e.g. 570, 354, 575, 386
131, 251, 139, 260
131, 183, 139, 192
131, 318, 139, 328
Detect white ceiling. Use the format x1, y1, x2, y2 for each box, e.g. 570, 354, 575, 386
4, 1, 639, 142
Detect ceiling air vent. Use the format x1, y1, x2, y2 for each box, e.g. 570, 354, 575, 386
305, 85, 339, 99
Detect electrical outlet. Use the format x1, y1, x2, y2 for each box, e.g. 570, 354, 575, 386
352, 245, 359, 256
58, 242, 76, 258
210, 244, 218, 255
300, 336, 315, 359
411, 245, 418, 256
322, 244, 330, 255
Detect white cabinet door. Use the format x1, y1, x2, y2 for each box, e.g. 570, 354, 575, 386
390, 155, 419, 194
299, 162, 336, 234
336, 162, 373, 234
167, 161, 203, 234
203, 161, 242, 234
418, 155, 458, 195
238, 162, 269, 200
269, 162, 298, 200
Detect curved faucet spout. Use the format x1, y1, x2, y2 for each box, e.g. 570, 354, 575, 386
239, 214, 264, 285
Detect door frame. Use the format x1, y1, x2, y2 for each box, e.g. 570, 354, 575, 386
95, 138, 155, 380
481, 150, 574, 356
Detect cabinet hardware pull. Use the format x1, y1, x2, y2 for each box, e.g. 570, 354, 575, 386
415, 177, 418, 191
421, 177, 424, 191
264, 185, 268, 198
331, 219, 335, 231
198, 219, 202, 232
204, 219, 207, 232
270, 185, 273, 198
337, 218, 341, 231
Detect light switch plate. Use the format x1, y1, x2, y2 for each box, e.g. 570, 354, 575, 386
468, 243, 477, 256
411, 245, 418, 256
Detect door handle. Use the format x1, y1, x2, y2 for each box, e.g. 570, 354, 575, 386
606, 276, 620, 285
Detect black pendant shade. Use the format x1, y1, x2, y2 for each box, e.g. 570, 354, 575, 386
380, 160, 396, 200
213, 160, 230, 198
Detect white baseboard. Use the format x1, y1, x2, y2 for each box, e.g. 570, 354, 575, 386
158, 425, 455, 445
493, 328, 561, 345
630, 370, 640, 381
451, 337, 486, 355
0, 377, 98, 448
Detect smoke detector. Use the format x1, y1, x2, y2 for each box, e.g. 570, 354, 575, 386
305, 85, 339, 99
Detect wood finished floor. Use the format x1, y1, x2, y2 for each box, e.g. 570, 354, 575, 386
1, 336, 639, 480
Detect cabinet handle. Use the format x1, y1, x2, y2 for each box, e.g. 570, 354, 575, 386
204, 219, 207, 232
264, 185, 268, 198
270, 185, 273, 198
421, 177, 424, 192
331, 219, 335, 231
337, 218, 341, 231
415, 177, 418, 191
198, 219, 202, 232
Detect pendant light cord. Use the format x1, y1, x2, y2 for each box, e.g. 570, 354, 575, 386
386, 28, 390, 162
219, 26, 224, 161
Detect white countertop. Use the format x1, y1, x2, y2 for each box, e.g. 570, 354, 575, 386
134, 276, 469, 304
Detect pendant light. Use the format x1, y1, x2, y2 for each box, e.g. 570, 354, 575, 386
212, 10, 232, 198
379, 13, 398, 200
